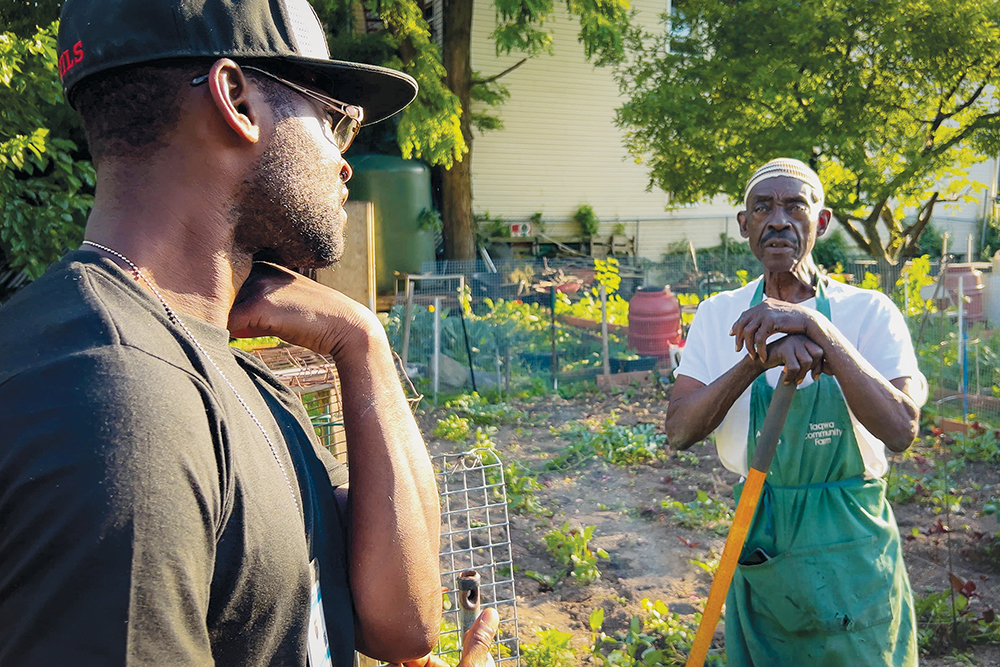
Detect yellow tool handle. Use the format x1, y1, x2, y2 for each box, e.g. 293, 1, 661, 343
684, 379, 796, 667
684, 467, 765, 667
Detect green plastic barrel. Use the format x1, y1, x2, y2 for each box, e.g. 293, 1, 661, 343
347, 154, 435, 293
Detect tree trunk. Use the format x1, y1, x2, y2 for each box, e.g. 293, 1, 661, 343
441, 0, 477, 260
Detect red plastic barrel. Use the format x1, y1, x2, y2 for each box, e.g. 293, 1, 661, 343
628, 286, 682, 356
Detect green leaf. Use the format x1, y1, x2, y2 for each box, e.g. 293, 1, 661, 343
589, 607, 605, 631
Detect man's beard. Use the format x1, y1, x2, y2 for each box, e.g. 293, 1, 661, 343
232, 117, 346, 269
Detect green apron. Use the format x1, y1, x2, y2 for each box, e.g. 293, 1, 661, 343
724, 279, 918, 666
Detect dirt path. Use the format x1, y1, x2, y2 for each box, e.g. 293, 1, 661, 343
420, 386, 1000, 665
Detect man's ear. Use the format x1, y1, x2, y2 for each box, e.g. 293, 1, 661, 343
816, 209, 832, 237
737, 211, 750, 239
206, 58, 261, 143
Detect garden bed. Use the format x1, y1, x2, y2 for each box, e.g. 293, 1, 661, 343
419, 384, 1000, 666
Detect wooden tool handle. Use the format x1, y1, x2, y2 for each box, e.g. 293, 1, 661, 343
685, 379, 796, 667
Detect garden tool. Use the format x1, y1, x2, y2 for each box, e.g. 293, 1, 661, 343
458, 570, 482, 639
685, 379, 796, 667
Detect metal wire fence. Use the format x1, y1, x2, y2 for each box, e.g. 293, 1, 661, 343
386, 256, 944, 397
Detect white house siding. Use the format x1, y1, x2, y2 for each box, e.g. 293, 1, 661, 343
468, 0, 742, 260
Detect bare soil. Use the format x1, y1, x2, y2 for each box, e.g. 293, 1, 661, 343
419, 386, 1000, 666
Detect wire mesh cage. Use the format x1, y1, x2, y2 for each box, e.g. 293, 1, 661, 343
258, 345, 519, 664
434, 448, 521, 666
254, 344, 348, 464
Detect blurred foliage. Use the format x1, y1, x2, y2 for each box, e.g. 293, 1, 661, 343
978, 215, 1000, 261
616, 0, 1000, 264
812, 229, 853, 270
0, 0, 63, 38
1, 22, 94, 278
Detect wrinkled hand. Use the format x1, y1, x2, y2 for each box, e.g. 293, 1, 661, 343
392, 608, 500, 667
759, 334, 827, 385
730, 300, 823, 364
228, 262, 383, 360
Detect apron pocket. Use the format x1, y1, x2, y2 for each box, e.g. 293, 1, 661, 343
737, 534, 893, 635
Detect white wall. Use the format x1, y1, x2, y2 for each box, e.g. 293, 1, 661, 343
469, 0, 702, 258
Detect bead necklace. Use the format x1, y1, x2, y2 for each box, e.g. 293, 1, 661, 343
82, 240, 301, 516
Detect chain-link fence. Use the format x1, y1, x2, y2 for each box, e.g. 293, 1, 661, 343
386, 256, 939, 395
386, 254, 1000, 426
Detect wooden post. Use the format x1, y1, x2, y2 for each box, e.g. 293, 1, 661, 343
401, 278, 415, 366
600, 284, 611, 377
432, 297, 441, 403
550, 285, 558, 391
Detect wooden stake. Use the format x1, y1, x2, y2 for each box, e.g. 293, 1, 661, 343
600, 284, 610, 377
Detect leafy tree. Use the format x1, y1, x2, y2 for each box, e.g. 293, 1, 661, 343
1, 21, 94, 278
616, 0, 1000, 264
2, 0, 633, 278
0, 0, 63, 38
327, 0, 632, 259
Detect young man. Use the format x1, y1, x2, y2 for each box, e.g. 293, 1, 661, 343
666, 158, 925, 665
0, 1, 446, 664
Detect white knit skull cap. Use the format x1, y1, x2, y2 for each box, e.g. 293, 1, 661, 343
743, 158, 824, 209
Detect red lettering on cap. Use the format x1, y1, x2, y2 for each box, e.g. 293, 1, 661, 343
58, 41, 84, 80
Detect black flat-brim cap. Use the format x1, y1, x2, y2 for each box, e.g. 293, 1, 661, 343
57, 0, 418, 124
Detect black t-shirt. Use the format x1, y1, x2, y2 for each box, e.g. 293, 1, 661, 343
0, 251, 354, 666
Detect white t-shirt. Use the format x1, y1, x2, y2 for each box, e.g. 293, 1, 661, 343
674, 277, 925, 478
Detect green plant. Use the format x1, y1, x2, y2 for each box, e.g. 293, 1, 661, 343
555, 289, 630, 326
557, 380, 598, 399
433, 413, 472, 441
478, 441, 547, 516
543, 522, 609, 586
675, 450, 700, 466
675, 293, 700, 327
978, 492, 1000, 567
573, 204, 600, 237
593, 257, 621, 295
912, 221, 945, 259
887, 454, 969, 515
589, 598, 724, 666
417, 207, 443, 232
894, 254, 937, 317
858, 271, 881, 291
474, 211, 509, 244
612, 222, 626, 236
551, 415, 668, 469
521, 628, 576, 667
915, 579, 1000, 654
445, 392, 527, 425
690, 549, 721, 577
663, 490, 734, 535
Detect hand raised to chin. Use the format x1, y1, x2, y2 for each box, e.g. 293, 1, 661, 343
228, 262, 385, 361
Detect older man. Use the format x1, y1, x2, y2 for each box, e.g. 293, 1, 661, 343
666, 158, 924, 665
0, 1, 448, 665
